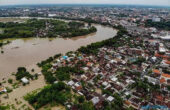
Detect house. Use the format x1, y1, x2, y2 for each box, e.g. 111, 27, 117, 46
91, 97, 100, 105
144, 75, 159, 85
152, 17, 161, 22
74, 82, 82, 91
21, 77, 29, 84
160, 78, 166, 84
124, 100, 131, 107
130, 97, 141, 109
67, 80, 75, 86
111, 77, 118, 82
159, 47, 166, 53
0, 87, 7, 93
106, 96, 114, 102
83, 67, 89, 71
161, 73, 170, 82
38, 72, 42, 75
62, 56, 68, 60
161, 60, 170, 67
153, 69, 161, 75
102, 81, 108, 87
81, 75, 88, 81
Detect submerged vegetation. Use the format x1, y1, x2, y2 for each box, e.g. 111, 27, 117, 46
0, 19, 97, 39
0, 40, 11, 47
0, 105, 10, 110
25, 82, 72, 109
15, 67, 33, 81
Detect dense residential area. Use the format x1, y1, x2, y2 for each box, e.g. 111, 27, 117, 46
0, 5, 170, 110
33, 28, 170, 110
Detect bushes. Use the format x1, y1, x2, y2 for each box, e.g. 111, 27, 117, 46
25, 82, 71, 109
0, 40, 11, 47
55, 66, 84, 81
8, 79, 13, 84
37, 54, 61, 67
37, 57, 53, 67
145, 20, 170, 30
15, 67, 33, 80
43, 71, 56, 84
66, 26, 97, 38
78, 27, 128, 55
0, 105, 10, 110
42, 66, 84, 84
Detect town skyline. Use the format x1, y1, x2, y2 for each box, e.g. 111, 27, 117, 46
0, 0, 170, 6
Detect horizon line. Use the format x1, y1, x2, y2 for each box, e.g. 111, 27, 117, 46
0, 3, 170, 8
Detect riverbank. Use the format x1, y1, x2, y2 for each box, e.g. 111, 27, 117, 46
0, 23, 117, 81
0, 18, 97, 39
0, 17, 117, 110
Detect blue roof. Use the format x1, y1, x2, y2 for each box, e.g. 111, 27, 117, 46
63, 56, 68, 59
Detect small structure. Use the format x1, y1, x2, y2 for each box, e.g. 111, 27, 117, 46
38, 72, 42, 75
107, 96, 114, 102
21, 77, 29, 84
91, 97, 100, 105
0, 87, 7, 93
63, 56, 68, 60
67, 80, 74, 86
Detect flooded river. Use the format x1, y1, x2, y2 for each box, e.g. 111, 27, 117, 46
0, 22, 117, 80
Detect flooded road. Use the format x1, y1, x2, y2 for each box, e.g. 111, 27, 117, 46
0, 22, 117, 80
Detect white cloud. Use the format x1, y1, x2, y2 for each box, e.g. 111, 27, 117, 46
0, 0, 170, 6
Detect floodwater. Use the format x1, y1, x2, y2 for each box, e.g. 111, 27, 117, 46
0, 23, 117, 80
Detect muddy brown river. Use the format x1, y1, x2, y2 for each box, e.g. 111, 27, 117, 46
0, 19, 117, 80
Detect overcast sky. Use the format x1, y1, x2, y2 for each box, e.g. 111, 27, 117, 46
0, 0, 170, 6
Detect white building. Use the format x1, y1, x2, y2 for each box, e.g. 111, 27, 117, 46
21, 77, 29, 84
91, 97, 100, 105
152, 17, 161, 22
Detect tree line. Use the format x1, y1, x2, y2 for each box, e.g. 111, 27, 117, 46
0, 19, 97, 39
145, 19, 170, 30
25, 82, 72, 109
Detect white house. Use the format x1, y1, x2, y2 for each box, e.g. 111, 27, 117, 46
21, 77, 29, 84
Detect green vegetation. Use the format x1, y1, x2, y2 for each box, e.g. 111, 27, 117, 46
15, 67, 33, 80
73, 95, 95, 110
103, 93, 124, 110
0, 19, 97, 39
78, 26, 128, 54
55, 66, 84, 81
130, 79, 160, 93
78, 101, 95, 110
55, 17, 111, 26
145, 20, 170, 30
0, 105, 10, 110
25, 82, 72, 109
6, 87, 13, 93
0, 40, 10, 47
167, 85, 170, 91
8, 78, 13, 84
42, 66, 84, 84
37, 54, 61, 67
37, 53, 84, 84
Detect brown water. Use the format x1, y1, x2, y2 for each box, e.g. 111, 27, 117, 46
0, 24, 117, 80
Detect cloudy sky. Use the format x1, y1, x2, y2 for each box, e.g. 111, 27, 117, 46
0, 0, 170, 6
